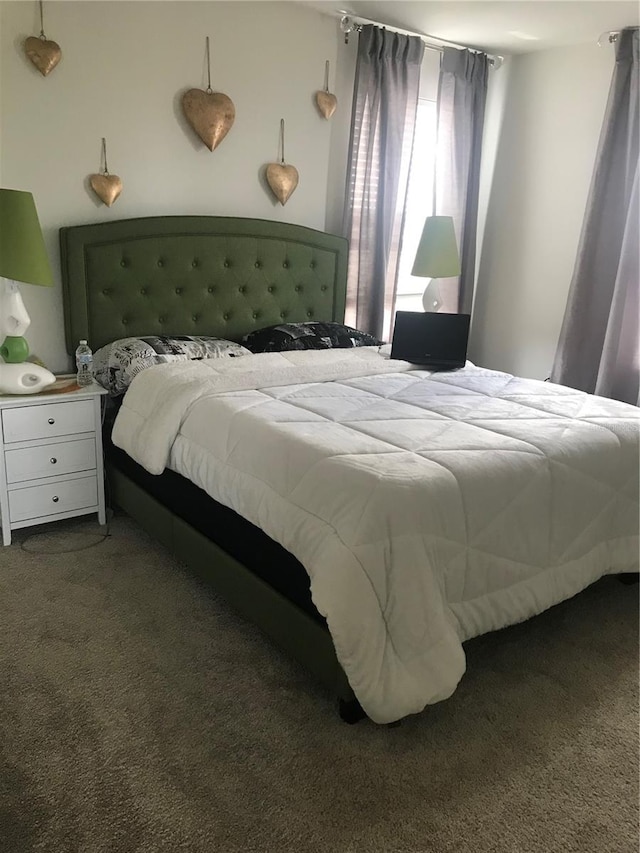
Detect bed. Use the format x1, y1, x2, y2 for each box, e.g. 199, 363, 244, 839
60, 215, 640, 725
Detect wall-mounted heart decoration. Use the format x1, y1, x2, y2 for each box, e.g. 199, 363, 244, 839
316, 91, 337, 120
181, 37, 235, 152
266, 164, 299, 206
182, 89, 235, 151
23, 3, 61, 76
24, 35, 61, 76
90, 174, 123, 207
266, 119, 299, 206
315, 61, 337, 119
89, 139, 122, 207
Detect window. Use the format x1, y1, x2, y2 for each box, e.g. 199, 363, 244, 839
395, 98, 438, 315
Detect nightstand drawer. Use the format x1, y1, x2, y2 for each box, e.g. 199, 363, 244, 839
2, 399, 94, 443
5, 438, 97, 484
9, 476, 98, 522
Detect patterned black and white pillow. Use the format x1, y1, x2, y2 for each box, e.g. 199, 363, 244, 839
93, 335, 251, 395
242, 321, 382, 353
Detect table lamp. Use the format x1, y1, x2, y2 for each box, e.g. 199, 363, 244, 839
411, 215, 461, 312
0, 189, 56, 393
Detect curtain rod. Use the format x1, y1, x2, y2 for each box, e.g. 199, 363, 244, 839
597, 30, 620, 46
338, 12, 504, 68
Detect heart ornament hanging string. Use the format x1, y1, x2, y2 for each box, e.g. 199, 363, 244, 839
315, 60, 337, 119
266, 120, 299, 206
24, 0, 61, 76
89, 138, 123, 207
182, 37, 235, 151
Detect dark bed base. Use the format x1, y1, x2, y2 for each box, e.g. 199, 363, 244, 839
338, 698, 367, 724
107, 462, 361, 716
107, 441, 323, 624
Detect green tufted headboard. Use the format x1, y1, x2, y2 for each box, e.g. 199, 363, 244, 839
60, 216, 348, 354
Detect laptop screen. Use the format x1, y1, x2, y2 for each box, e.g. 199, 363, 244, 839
390, 311, 471, 367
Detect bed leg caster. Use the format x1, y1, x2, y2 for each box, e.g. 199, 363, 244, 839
617, 573, 639, 585
338, 697, 367, 724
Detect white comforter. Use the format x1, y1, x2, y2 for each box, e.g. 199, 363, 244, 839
112, 348, 640, 723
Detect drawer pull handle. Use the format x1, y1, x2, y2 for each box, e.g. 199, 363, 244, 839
48, 418, 55, 425
50, 458, 57, 464
52, 496, 59, 503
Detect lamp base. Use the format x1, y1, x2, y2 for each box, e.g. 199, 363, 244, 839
422, 279, 443, 312
0, 335, 30, 363
0, 361, 56, 395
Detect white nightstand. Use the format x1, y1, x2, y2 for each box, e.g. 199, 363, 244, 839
0, 381, 108, 546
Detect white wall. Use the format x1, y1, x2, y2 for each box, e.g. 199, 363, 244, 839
470, 42, 614, 379
1, 1, 346, 372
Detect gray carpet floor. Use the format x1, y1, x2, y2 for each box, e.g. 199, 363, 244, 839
1, 512, 638, 853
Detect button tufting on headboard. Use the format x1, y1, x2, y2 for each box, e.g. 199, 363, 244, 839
60, 216, 348, 352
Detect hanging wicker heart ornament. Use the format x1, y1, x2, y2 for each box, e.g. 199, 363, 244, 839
24, 35, 61, 76
182, 89, 235, 151
266, 164, 299, 206
316, 91, 337, 120
90, 174, 123, 207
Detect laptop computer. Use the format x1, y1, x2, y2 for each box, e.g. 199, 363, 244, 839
390, 311, 471, 369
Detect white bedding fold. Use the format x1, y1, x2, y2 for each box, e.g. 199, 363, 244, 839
112, 348, 413, 475
112, 348, 640, 722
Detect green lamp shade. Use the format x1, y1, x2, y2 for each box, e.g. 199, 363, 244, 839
0, 189, 53, 286
411, 215, 461, 278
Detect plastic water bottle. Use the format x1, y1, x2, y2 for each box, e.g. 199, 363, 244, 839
75, 340, 94, 387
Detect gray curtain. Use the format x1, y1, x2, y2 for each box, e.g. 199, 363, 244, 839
551, 28, 639, 405
342, 25, 424, 340
432, 47, 488, 315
